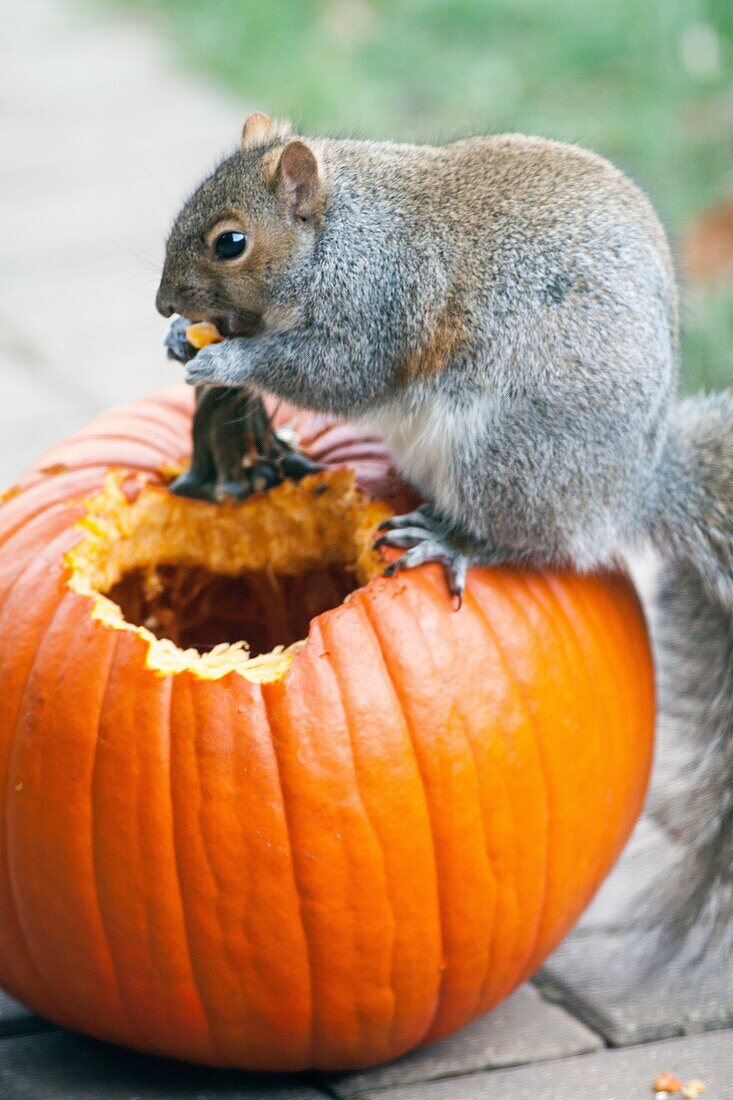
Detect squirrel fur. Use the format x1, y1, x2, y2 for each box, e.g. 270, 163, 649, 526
157, 114, 733, 1016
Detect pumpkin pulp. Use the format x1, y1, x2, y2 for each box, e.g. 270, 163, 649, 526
64, 467, 391, 682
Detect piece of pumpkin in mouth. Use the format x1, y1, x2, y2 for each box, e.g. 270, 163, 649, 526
185, 321, 224, 349
190, 314, 260, 341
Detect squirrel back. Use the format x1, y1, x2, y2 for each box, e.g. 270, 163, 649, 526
159, 124, 679, 569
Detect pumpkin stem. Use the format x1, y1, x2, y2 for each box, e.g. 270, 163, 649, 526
170, 384, 324, 503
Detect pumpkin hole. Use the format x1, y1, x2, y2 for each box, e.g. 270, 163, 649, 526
65, 467, 391, 681
106, 563, 359, 657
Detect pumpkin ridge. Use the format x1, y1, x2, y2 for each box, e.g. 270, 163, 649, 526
167, 674, 288, 1067
384, 569, 498, 1039
565, 576, 645, 897
317, 613, 399, 1059
0, 468, 118, 545
571, 573, 650, 743
168, 677, 224, 1057
0, 506, 87, 607
43, 443, 177, 474
305, 620, 397, 1065
179, 673, 303, 1064
530, 574, 618, 912
65, 429, 184, 459
261, 628, 400, 1069
357, 592, 447, 1048
69, 628, 134, 1037
399, 571, 497, 1033
0, 484, 90, 558
89, 629, 160, 1049
460, 580, 548, 1011
517, 573, 608, 967
506, 580, 581, 985
78, 408, 189, 446
141, 387, 195, 415
161, 674, 216, 1053
258, 683, 316, 1063
2, 576, 77, 1021
485, 576, 576, 979
91, 634, 212, 1059
319, 594, 443, 1057
53, 615, 135, 1037
555, 574, 652, 878
18, 461, 158, 503
286, 417, 338, 450
443, 583, 504, 1011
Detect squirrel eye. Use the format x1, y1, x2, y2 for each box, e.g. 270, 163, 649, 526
213, 230, 247, 260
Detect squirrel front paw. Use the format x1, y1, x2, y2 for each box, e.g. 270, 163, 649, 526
164, 316, 195, 363
184, 339, 248, 387
376, 505, 488, 608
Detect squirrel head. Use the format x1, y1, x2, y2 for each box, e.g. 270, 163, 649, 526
156, 113, 327, 335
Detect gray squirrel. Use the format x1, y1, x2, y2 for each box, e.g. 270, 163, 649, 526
157, 112, 733, 1028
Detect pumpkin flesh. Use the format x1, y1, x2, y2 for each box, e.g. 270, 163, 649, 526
65, 467, 389, 681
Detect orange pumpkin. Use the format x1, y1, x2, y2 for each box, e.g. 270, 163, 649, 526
0, 385, 654, 1070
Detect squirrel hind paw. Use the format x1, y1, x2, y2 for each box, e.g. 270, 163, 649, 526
376, 510, 473, 608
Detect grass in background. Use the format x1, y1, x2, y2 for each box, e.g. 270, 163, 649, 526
107, 0, 733, 390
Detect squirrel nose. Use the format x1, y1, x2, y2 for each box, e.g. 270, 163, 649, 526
155, 283, 178, 318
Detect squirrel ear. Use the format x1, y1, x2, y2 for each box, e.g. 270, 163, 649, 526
241, 112, 278, 150
274, 140, 321, 220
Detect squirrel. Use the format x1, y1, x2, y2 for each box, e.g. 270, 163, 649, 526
157, 112, 733, 1026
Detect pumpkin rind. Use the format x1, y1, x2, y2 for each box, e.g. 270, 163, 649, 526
0, 385, 655, 1069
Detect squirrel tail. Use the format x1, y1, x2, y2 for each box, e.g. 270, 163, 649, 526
646, 391, 733, 961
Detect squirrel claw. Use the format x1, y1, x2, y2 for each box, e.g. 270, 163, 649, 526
377, 508, 473, 608
377, 505, 440, 533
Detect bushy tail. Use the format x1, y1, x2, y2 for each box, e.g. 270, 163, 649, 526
645, 391, 733, 961
646, 561, 733, 963
541, 396, 733, 1030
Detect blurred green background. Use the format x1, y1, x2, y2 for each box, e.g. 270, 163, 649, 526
113, 0, 733, 389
